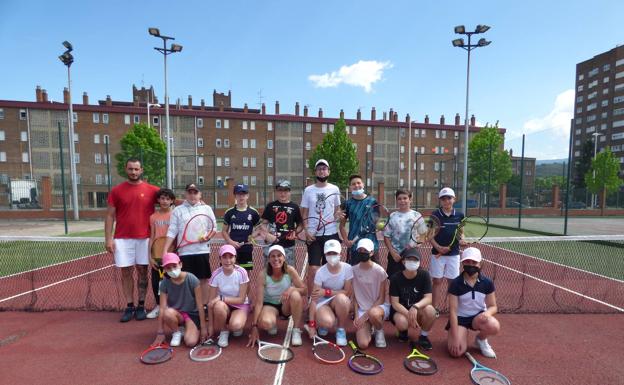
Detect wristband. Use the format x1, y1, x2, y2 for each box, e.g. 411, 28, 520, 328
324, 288, 332, 297
411, 304, 419, 311
308, 320, 316, 328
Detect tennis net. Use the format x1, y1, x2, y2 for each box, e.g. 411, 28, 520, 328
0, 235, 622, 313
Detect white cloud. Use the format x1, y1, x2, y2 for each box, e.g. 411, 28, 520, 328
521, 89, 574, 138
308, 60, 393, 93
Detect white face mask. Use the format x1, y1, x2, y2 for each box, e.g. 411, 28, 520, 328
326, 255, 341, 266
351, 189, 365, 197
404, 261, 420, 272
167, 268, 182, 279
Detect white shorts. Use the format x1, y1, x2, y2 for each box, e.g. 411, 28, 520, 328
429, 254, 460, 279
357, 303, 390, 321
113, 238, 149, 267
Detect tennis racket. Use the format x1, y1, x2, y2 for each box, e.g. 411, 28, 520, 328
189, 339, 222, 362
465, 352, 511, 385
347, 340, 383, 375
257, 340, 294, 364
247, 224, 281, 248
409, 213, 429, 244
312, 335, 345, 364
177, 214, 215, 250
140, 343, 173, 365
403, 347, 438, 375
459, 215, 489, 245
351, 204, 390, 244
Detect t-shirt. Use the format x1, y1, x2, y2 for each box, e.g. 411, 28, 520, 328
389, 269, 432, 310
108, 181, 159, 239
431, 208, 465, 256
314, 262, 353, 291
448, 274, 495, 317
209, 265, 250, 304
300, 183, 341, 236
264, 273, 292, 305
384, 210, 424, 276
150, 210, 172, 239
159, 272, 200, 316
261, 200, 302, 248
167, 201, 217, 256
224, 206, 261, 242
352, 262, 387, 311
343, 195, 379, 254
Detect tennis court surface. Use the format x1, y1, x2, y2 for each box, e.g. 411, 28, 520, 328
2, 235, 623, 384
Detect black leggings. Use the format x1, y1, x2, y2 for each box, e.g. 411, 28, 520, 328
151, 264, 163, 305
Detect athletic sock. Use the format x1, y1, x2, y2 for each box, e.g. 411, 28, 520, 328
420, 331, 429, 336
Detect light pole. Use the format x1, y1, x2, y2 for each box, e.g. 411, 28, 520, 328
149, 27, 183, 189
452, 24, 491, 214
58, 41, 80, 220
591, 132, 604, 208
147, 103, 161, 128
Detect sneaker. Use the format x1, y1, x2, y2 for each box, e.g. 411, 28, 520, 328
318, 327, 329, 337
475, 337, 496, 358
134, 306, 147, 321
374, 329, 387, 348
291, 328, 302, 346
170, 330, 183, 347
268, 326, 278, 336
146, 305, 160, 319
397, 330, 408, 342
218, 331, 230, 348
232, 329, 243, 337
120, 307, 134, 323
418, 335, 433, 351
335, 328, 347, 347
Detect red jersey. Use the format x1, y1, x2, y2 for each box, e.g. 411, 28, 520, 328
107, 181, 159, 239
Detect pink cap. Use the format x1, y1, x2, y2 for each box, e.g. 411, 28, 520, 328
219, 244, 237, 257
162, 252, 180, 267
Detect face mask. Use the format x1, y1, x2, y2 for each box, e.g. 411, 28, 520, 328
463, 265, 480, 276
316, 176, 328, 183
404, 261, 420, 271
357, 252, 371, 262
326, 255, 340, 266
351, 189, 365, 197
167, 268, 182, 279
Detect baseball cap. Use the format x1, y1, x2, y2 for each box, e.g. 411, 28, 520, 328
324, 239, 342, 255
267, 244, 286, 256
438, 187, 455, 198
460, 247, 482, 263
315, 159, 330, 168
356, 238, 374, 253
400, 248, 421, 260
162, 252, 180, 267
233, 184, 249, 194
219, 244, 237, 257
275, 180, 291, 190
185, 183, 200, 192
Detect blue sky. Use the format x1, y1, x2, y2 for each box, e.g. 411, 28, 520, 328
1, 0, 622, 160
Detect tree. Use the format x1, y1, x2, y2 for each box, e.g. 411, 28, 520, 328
584, 147, 622, 215
115, 123, 166, 185
467, 122, 512, 199
309, 117, 359, 189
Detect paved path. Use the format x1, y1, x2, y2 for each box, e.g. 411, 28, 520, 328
0, 219, 104, 236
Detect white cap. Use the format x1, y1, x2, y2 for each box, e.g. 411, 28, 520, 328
438, 187, 456, 198
268, 245, 286, 256
315, 159, 329, 168
356, 238, 374, 253
460, 247, 482, 263
324, 239, 342, 255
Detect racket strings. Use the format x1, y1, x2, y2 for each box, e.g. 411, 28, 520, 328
314, 343, 344, 361
259, 346, 293, 362
143, 347, 171, 363
350, 356, 382, 371
472, 370, 510, 385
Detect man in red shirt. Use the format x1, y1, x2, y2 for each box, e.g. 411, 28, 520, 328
105, 158, 160, 322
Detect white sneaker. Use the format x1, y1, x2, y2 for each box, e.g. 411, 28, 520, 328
218, 331, 230, 348
374, 329, 387, 348
170, 329, 183, 347
146, 305, 159, 319
268, 326, 278, 336
291, 328, 302, 346
232, 329, 243, 337
475, 337, 496, 358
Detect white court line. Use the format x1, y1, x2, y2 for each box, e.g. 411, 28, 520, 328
485, 258, 624, 313
273, 251, 308, 385
0, 252, 106, 280
0, 264, 115, 304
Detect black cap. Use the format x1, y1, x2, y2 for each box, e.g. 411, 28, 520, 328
275, 180, 291, 190
185, 183, 200, 192
400, 248, 421, 260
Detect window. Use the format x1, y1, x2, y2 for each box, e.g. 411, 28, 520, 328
352, 126, 357, 135
267, 122, 273, 131
399, 178, 404, 187
601, 123, 607, 130
0, 130, 5, 141
575, 128, 582, 135
420, 162, 424, 171
434, 162, 440, 171
588, 80, 598, 88
400, 162, 405, 170
197, 138, 204, 148
251, 157, 256, 167
420, 146, 425, 154
613, 120, 624, 128
367, 178, 371, 187
604, 77, 610, 84
73, 112, 78, 122
367, 144, 371, 153
587, 103, 597, 111
73, 133, 79, 142
95, 174, 102, 185
614, 96, 624, 104
602, 100, 609, 107
617, 58, 624, 67
574, 150, 580, 157
74, 153, 80, 164
216, 138, 222, 148
243, 157, 249, 167
224, 120, 229, 129
588, 68, 599, 77
577, 85, 584, 92
0, 108, 4, 119
575, 118, 582, 124
224, 139, 230, 148
102, 113, 109, 124
216, 157, 222, 167
400, 145, 405, 154
454, 147, 458, 155
22, 152, 29, 163
153, 116, 159, 126
306, 123, 312, 133
251, 121, 256, 130
267, 139, 273, 149
224, 157, 230, 167
588, 91, 597, 99
367, 126, 372, 136
243, 176, 249, 185
421, 129, 426, 137
21, 131, 27, 141
576, 96, 583, 103
306, 142, 311, 150
435, 130, 440, 139
267, 176, 273, 186
603, 88, 609, 95
616, 71, 624, 79
578, 74, 584, 81
454, 131, 459, 139
92, 113, 100, 123
216, 120, 222, 129
0, 152, 6, 162
94, 134, 100, 144
133, 115, 140, 124
267, 157, 273, 167
614, 108, 624, 116
250, 139, 256, 149
197, 118, 203, 128
433, 179, 439, 187
251, 176, 257, 186
322, 124, 327, 133
353, 143, 357, 151
95, 153, 102, 164
242, 139, 248, 148
587, 115, 596, 122
612, 132, 624, 140
586, 126, 596, 133
243, 121, 248, 130
20, 109, 27, 120
603, 64, 611, 72
124, 115, 130, 125
329, 124, 334, 132
103, 135, 109, 144
615, 83, 624, 91
576, 107, 582, 114
198, 176, 205, 185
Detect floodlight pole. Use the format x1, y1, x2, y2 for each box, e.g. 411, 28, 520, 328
59, 42, 79, 220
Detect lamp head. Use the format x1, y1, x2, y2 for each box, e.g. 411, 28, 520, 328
454, 25, 466, 34
148, 27, 160, 37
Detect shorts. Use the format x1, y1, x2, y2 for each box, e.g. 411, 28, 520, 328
307, 233, 341, 266
228, 303, 251, 313
429, 254, 460, 279
263, 245, 295, 268
263, 302, 286, 318
236, 245, 254, 271
179, 311, 201, 330
179, 253, 212, 279
113, 238, 149, 267
445, 311, 484, 331
356, 303, 390, 321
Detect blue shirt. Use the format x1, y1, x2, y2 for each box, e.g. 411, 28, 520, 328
431, 208, 464, 255
343, 195, 379, 253
448, 274, 495, 317
223, 206, 261, 243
